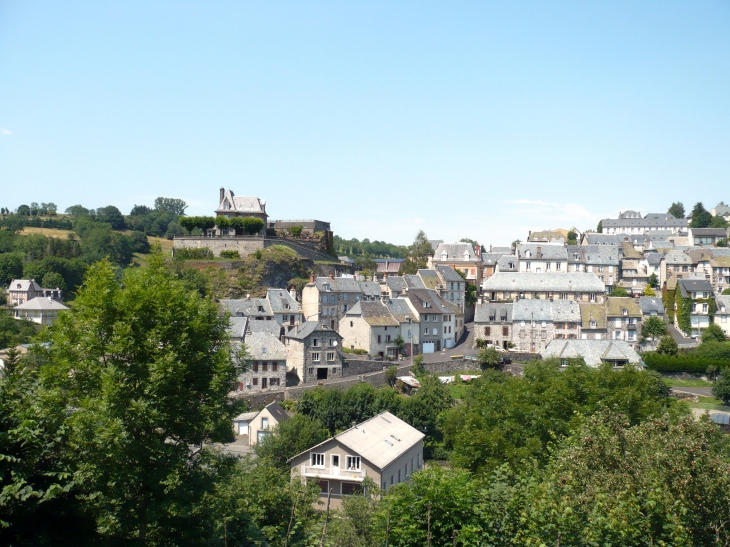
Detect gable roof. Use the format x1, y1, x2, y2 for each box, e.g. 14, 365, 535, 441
639, 296, 665, 315
221, 298, 272, 317
579, 303, 607, 328
313, 277, 363, 293
228, 316, 248, 339
474, 302, 513, 323
677, 278, 714, 297
288, 412, 424, 470
512, 299, 581, 322
347, 301, 399, 326
582, 233, 623, 246
247, 319, 283, 337
664, 250, 692, 265
435, 265, 464, 283
605, 297, 642, 317
433, 242, 477, 261
216, 189, 266, 215
567, 245, 620, 265
266, 289, 301, 313
542, 339, 642, 367
245, 332, 287, 360
284, 321, 341, 340
259, 401, 289, 424
8, 279, 44, 292
384, 298, 417, 322
417, 269, 441, 290
517, 244, 568, 260
482, 272, 605, 293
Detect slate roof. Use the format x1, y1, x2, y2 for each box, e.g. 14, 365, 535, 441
677, 279, 714, 298
606, 297, 642, 317
386, 276, 408, 292
716, 295, 730, 313
285, 321, 341, 340
691, 228, 728, 237
496, 255, 518, 272
711, 256, 730, 268
429, 240, 444, 252
233, 411, 259, 422
289, 412, 424, 470
579, 303, 607, 329
221, 298, 272, 317
512, 299, 580, 323
639, 297, 665, 316
247, 319, 284, 337
8, 279, 44, 292
582, 234, 624, 246
436, 265, 464, 283
542, 339, 642, 367
481, 252, 510, 266
346, 301, 399, 327
474, 302, 513, 323
216, 189, 266, 214
417, 269, 441, 290
267, 289, 301, 313
567, 245, 619, 265
490, 247, 513, 254
518, 244, 568, 260
313, 277, 363, 293
601, 215, 687, 229
433, 242, 477, 261
664, 250, 692, 265
643, 252, 664, 266
13, 297, 68, 311
385, 298, 417, 323
359, 282, 382, 298
713, 205, 730, 217
621, 242, 642, 259
260, 401, 289, 424
403, 274, 426, 289
245, 332, 287, 360
228, 316, 248, 339
406, 289, 454, 315
376, 260, 404, 274
482, 272, 606, 293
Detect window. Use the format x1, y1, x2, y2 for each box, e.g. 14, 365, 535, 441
703, 292, 709, 299
341, 482, 362, 496
327, 352, 335, 361
703, 304, 708, 313
614, 331, 621, 340
344, 294, 348, 301
350, 321, 353, 327
556, 262, 561, 271
270, 378, 279, 386
252, 362, 259, 372
432, 328, 437, 335
312, 352, 320, 361
424, 328, 429, 336
311, 453, 325, 467
283, 315, 289, 321
541, 321, 546, 327
346, 456, 361, 470
252, 378, 258, 386
590, 320, 597, 328
503, 326, 509, 336
417, 453, 421, 468
272, 363, 278, 371
377, 335, 382, 343
622, 308, 628, 316
386, 335, 391, 342
262, 417, 269, 429
313, 339, 319, 347
329, 339, 336, 346
262, 363, 268, 372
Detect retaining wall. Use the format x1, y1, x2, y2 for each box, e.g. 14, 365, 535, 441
173, 236, 335, 261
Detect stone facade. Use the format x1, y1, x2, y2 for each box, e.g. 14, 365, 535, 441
172, 236, 334, 261
285, 322, 344, 383
271, 219, 331, 233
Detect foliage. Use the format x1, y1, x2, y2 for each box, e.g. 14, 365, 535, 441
287, 225, 303, 238
354, 254, 377, 274
333, 235, 407, 259
0, 310, 38, 349
668, 201, 685, 218
643, 351, 730, 373
399, 230, 433, 275
411, 354, 425, 376
566, 229, 577, 245
674, 287, 692, 334
441, 361, 681, 473
240, 217, 265, 235
663, 288, 675, 322
724, 288, 730, 295
153, 197, 188, 217
219, 250, 241, 259
215, 215, 230, 230
41, 271, 66, 292
710, 215, 729, 228
173, 247, 214, 260
641, 316, 667, 339
0, 253, 23, 284
642, 285, 656, 296
596, 219, 603, 233
702, 323, 728, 343
128, 230, 151, 254
478, 346, 501, 369
655, 335, 679, 356
254, 414, 329, 470
712, 368, 730, 404
690, 202, 712, 228
385, 366, 398, 387
611, 286, 629, 297
179, 215, 216, 234
648, 272, 659, 288
95, 205, 126, 230
718, 238, 729, 247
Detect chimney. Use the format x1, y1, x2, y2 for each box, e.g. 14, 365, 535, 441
289, 286, 297, 301
490, 244, 493, 252
475, 244, 481, 258
219, 187, 225, 203
537, 245, 542, 259
309, 273, 315, 283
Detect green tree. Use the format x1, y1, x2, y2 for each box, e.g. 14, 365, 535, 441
643, 285, 656, 296
596, 220, 603, 233
40, 255, 238, 544
96, 205, 126, 230
610, 286, 629, 297
241, 217, 265, 235
41, 271, 66, 292
718, 238, 729, 248
648, 272, 659, 288
385, 365, 398, 386
641, 316, 667, 339
128, 230, 151, 253
287, 225, 303, 238
702, 323, 728, 343
215, 215, 230, 231
478, 346, 501, 369
668, 201, 685, 218
399, 230, 432, 275
656, 334, 679, 356
154, 197, 188, 216
690, 202, 712, 228
459, 237, 478, 246
713, 369, 730, 403
354, 254, 377, 275
0, 253, 23, 284
710, 215, 729, 229
17, 204, 31, 216
411, 354, 425, 376
566, 230, 577, 245
255, 414, 329, 470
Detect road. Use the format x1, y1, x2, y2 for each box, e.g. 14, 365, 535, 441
671, 386, 713, 397
421, 321, 478, 363
667, 325, 697, 348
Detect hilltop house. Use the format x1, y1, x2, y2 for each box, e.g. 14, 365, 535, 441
13, 297, 68, 326
289, 412, 424, 510
215, 188, 268, 234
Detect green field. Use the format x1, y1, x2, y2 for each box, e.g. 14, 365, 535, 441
664, 378, 712, 388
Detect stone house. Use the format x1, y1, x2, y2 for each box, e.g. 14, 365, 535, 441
712, 204, 730, 221
13, 297, 68, 326
567, 245, 620, 291
511, 299, 581, 353
578, 303, 607, 340
221, 289, 302, 333
599, 211, 688, 236
517, 244, 568, 273
215, 188, 268, 235
474, 302, 513, 349
606, 297, 642, 348
289, 412, 424, 510
481, 251, 512, 283
676, 279, 714, 338
301, 275, 381, 331
384, 297, 420, 357
526, 230, 566, 244
434, 266, 467, 312
617, 259, 649, 296
639, 253, 664, 287
662, 250, 693, 284
232, 332, 287, 393
284, 321, 343, 383
481, 272, 606, 303
716, 295, 730, 338
7, 278, 63, 306
340, 301, 402, 359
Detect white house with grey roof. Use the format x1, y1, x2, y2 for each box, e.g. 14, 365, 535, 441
517, 244, 568, 274
289, 412, 424, 510
13, 297, 68, 326
542, 339, 643, 368
482, 272, 606, 303
716, 295, 730, 338
600, 211, 688, 236
430, 242, 482, 286
676, 279, 715, 338
340, 301, 402, 359
567, 245, 619, 291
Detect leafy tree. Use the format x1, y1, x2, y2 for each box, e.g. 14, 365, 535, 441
41, 271, 66, 292
255, 414, 329, 470
64, 204, 91, 217
287, 225, 303, 238
641, 316, 667, 339
0, 344, 23, 376
154, 197, 188, 216
399, 230, 432, 275
656, 334, 679, 356
718, 238, 729, 248
241, 217, 265, 235
128, 230, 151, 253
690, 202, 712, 228
478, 346, 501, 369
459, 238, 478, 246
411, 354, 425, 376
668, 201, 685, 218
642, 285, 656, 296
710, 215, 729, 229
385, 365, 398, 386
215, 216, 230, 231
130, 204, 152, 216
610, 286, 629, 297
713, 369, 730, 404
164, 220, 184, 239
17, 204, 30, 216
0, 311, 37, 348
354, 254, 377, 275
399, 374, 453, 442
702, 323, 728, 343
0, 253, 23, 284
37, 256, 238, 544
648, 272, 659, 288
566, 230, 577, 245
596, 220, 603, 233
95, 205, 126, 230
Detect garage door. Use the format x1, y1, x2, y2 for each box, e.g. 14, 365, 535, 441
422, 342, 435, 354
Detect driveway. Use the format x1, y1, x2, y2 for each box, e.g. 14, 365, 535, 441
667, 325, 697, 349
421, 322, 478, 363
671, 386, 713, 397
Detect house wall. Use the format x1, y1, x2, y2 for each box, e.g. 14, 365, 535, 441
487, 291, 605, 303
234, 359, 286, 393
339, 316, 373, 353
248, 407, 284, 446
380, 439, 424, 493
474, 321, 512, 349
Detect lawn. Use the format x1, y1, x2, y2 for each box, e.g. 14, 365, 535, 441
685, 395, 730, 412
132, 237, 173, 267
20, 226, 74, 238
664, 378, 712, 388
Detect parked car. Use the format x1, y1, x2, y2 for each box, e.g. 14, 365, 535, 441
498, 357, 512, 365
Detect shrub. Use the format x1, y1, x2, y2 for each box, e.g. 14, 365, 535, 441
643, 352, 730, 373
219, 250, 240, 259
241, 217, 264, 235
173, 247, 213, 260
287, 225, 303, 238
656, 335, 678, 356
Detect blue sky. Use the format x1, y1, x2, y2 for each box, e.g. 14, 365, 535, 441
1, 1, 728, 246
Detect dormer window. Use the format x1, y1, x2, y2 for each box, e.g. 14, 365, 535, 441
622, 309, 628, 316
441, 251, 447, 260
525, 250, 531, 258
463, 250, 469, 259
590, 320, 597, 328
258, 306, 264, 312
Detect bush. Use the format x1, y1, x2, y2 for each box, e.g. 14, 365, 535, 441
287, 226, 303, 238
643, 352, 730, 373
219, 250, 240, 259
656, 335, 678, 356
241, 217, 265, 235
128, 231, 151, 254
173, 247, 214, 260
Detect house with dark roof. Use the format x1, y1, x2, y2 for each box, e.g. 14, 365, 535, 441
232, 332, 287, 393
712, 204, 730, 221
404, 289, 463, 352
517, 244, 568, 274
247, 401, 290, 446
430, 242, 483, 286
599, 211, 688, 236
301, 275, 381, 332
511, 299, 581, 352
711, 255, 730, 294
284, 321, 343, 383
289, 412, 425, 509
606, 297, 642, 348
716, 295, 730, 338
688, 227, 728, 246
542, 339, 643, 368
474, 302, 513, 349
481, 272, 606, 303
7, 278, 63, 306
567, 245, 619, 291
639, 296, 665, 318
676, 279, 715, 338
215, 188, 268, 235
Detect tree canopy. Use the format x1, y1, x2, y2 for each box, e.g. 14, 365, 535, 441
668, 201, 685, 218
399, 230, 433, 275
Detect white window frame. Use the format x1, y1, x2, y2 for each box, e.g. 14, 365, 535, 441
346, 455, 361, 471
312, 352, 321, 362
311, 453, 325, 468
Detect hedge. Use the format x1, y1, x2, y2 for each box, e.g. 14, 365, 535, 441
643, 352, 730, 373
173, 247, 214, 260
1, 217, 73, 230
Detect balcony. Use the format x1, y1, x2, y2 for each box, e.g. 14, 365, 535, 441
301, 465, 367, 481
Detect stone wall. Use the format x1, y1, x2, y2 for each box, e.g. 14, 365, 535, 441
342, 359, 393, 376
173, 236, 334, 261
271, 219, 331, 232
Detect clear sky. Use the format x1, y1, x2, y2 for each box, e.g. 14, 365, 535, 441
1, 1, 729, 246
